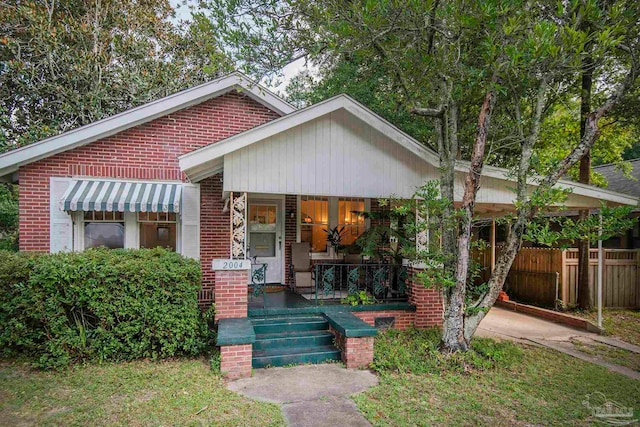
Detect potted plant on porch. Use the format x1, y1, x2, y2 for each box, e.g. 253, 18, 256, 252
323, 225, 346, 259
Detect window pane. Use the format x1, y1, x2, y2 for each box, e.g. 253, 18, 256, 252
300, 196, 328, 225
300, 196, 329, 253
138, 212, 176, 222
85, 223, 124, 249
249, 232, 276, 257
339, 199, 365, 246
140, 223, 176, 251
301, 225, 328, 253
249, 204, 277, 232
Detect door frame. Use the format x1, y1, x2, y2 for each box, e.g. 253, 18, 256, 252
247, 194, 286, 284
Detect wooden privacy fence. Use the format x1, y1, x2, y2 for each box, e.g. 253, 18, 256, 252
473, 247, 640, 309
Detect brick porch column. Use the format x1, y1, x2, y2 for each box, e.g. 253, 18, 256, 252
408, 266, 444, 328
339, 335, 375, 369
217, 317, 255, 380
213, 259, 253, 380
220, 344, 253, 379
214, 269, 250, 321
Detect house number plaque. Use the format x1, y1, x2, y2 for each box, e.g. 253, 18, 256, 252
212, 259, 251, 270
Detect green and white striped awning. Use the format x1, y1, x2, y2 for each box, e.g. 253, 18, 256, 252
59, 180, 182, 213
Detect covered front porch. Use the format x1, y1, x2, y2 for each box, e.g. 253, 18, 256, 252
177, 94, 637, 379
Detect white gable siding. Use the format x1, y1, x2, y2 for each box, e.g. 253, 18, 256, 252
223, 110, 439, 198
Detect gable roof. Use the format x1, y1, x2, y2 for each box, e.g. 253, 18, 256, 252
0, 72, 295, 181
593, 159, 640, 198
179, 94, 638, 207
179, 94, 441, 181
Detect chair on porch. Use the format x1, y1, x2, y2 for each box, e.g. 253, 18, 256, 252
290, 242, 313, 293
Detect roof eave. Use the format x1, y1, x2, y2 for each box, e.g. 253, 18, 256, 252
0, 72, 295, 180
459, 163, 640, 207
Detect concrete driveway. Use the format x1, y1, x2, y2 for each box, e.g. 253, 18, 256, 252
477, 306, 640, 380
477, 306, 600, 342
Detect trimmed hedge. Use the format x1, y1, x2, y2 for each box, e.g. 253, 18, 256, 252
0, 248, 211, 369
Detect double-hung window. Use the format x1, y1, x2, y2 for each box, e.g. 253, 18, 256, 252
83, 211, 125, 249
300, 196, 329, 253
138, 212, 177, 251
338, 198, 365, 246
299, 196, 368, 255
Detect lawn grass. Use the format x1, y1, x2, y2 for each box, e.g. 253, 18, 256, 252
573, 309, 640, 346
570, 338, 640, 372
0, 358, 284, 427
354, 329, 640, 426
2, 332, 639, 427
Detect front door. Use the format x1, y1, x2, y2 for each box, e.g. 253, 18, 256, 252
247, 199, 283, 284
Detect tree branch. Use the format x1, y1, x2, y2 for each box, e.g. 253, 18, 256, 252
410, 106, 447, 117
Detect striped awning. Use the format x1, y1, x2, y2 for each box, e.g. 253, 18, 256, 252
59, 180, 182, 213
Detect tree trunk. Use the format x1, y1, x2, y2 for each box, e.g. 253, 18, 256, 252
441, 80, 497, 352
462, 67, 638, 340
577, 54, 593, 310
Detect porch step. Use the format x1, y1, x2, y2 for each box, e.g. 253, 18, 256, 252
250, 315, 325, 324
250, 315, 341, 368
252, 345, 341, 368
253, 330, 335, 351
252, 315, 329, 335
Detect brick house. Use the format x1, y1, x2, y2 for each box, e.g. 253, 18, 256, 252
2, 72, 637, 378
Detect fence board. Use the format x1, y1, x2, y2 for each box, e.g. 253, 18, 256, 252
474, 246, 639, 309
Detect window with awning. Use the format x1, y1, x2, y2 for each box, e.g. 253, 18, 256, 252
55, 179, 184, 252
50, 177, 200, 258
58, 179, 182, 213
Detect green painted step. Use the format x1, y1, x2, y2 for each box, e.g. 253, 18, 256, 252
252, 317, 329, 335
250, 315, 325, 325
252, 345, 341, 368
253, 330, 334, 351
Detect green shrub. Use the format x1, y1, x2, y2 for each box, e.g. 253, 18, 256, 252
0, 248, 209, 369
371, 328, 523, 374
209, 350, 221, 374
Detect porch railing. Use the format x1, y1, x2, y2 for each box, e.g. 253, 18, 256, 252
312, 263, 409, 304
249, 263, 267, 308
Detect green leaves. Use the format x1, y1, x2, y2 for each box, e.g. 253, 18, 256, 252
0, 0, 232, 149
0, 248, 209, 369
524, 204, 636, 247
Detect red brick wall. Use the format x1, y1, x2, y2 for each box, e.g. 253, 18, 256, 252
199, 174, 230, 305
408, 267, 444, 327
353, 310, 415, 330
17, 92, 279, 307
18, 91, 279, 253
329, 325, 374, 369
213, 270, 250, 320
220, 344, 252, 379
284, 194, 297, 286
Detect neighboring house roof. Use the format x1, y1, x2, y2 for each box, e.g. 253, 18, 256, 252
594, 158, 640, 198
0, 72, 295, 181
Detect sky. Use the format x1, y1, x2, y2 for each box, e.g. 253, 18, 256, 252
170, 0, 309, 95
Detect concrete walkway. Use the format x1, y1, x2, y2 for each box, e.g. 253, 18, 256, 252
227, 364, 378, 427
478, 307, 640, 380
